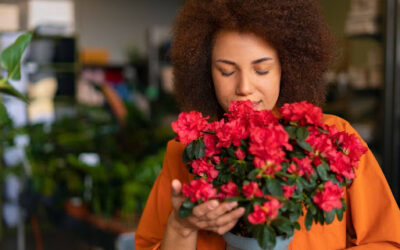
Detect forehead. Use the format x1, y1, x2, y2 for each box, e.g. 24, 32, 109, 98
211, 30, 278, 59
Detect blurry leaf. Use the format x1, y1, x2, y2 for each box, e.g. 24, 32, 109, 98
289, 207, 301, 223
247, 168, 259, 180
325, 210, 335, 224
273, 216, 293, 236
0, 33, 32, 80
178, 206, 192, 218
336, 208, 344, 221
305, 210, 313, 230
225, 196, 246, 202
0, 102, 8, 125
317, 210, 325, 224
316, 163, 329, 181
184, 142, 195, 160
257, 225, 276, 250
284, 126, 297, 139
182, 200, 195, 209
266, 178, 283, 196
297, 140, 313, 152
194, 139, 205, 159
0, 79, 28, 102
296, 127, 309, 141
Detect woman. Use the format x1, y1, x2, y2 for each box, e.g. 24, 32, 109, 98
135, 0, 400, 249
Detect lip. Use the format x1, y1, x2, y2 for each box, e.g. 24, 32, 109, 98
252, 100, 262, 109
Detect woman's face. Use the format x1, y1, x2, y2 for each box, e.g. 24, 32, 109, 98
211, 30, 281, 112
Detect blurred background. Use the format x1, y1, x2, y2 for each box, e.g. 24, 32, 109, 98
0, 0, 398, 249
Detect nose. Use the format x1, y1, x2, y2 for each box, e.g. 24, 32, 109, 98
235, 72, 254, 96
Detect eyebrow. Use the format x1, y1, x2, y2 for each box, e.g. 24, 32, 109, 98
215, 57, 273, 65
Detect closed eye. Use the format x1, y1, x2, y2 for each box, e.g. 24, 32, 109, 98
256, 70, 269, 75
221, 71, 235, 77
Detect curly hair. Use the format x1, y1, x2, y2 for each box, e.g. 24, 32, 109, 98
171, 0, 334, 118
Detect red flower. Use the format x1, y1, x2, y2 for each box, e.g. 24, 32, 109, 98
306, 127, 334, 156
182, 178, 217, 202
283, 185, 297, 199
242, 182, 263, 198
313, 181, 344, 212
235, 148, 246, 160
212, 155, 221, 165
226, 100, 255, 120
216, 119, 248, 148
171, 111, 208, 145
220, 181, 239, 198
248, 125, 291, 166
249, 110, 278, 127
332, 131, 367, 166
292, 157, 314, 175
280, 101, 323, 126
248, 204, 267, 225
248, 205, 266, 224
203, 133, 221, 157
324, 149, 355, 180
262, 197, 283, 220
190, 159, 219, 181
207, 119, 224, 131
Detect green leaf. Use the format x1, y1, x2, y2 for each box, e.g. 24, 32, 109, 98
289, 207, 301, 223
225, 196, 245, 202
0, 79, 28, 102
194, 140, 205, 159
227, 147, 236, 158
247, 168, 259, 180
315, 210, 324, 225
1, 33, 32, 80
257, 226, 276, 250
178, 206, 192, 218
182, 149, 190, 162
274, 217, 294, 236
295, 178, 304, 193
305, 210, 313, 230
297, 140, 313, 152
325, 210, 336, 224
266, 178, 283, 196
182, 200, 195, 209
284, 126, 297, 139
336, 208, 344, 221
296, 127, 309, 141
185, 142, 195, 160
0, 102, 8, 125
316, 163, 329, 181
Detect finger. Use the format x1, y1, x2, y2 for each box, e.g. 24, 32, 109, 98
204, 201, 238, 220
215, 220, 239, 235
171, 179, 185, 210
192, 200, 219, 217
208, 207, 245, 228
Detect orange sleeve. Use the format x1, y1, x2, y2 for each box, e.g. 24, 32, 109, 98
135, 140, 193, 250
134, 141, 176, 250
326, 115, 400, 249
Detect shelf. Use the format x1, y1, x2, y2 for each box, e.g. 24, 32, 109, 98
346, 33, 382, 41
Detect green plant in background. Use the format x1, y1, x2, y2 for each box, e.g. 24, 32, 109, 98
0, 32, 32, 242
21, 101, 171, 221
0, 33, 176, 230
0, 33, 31, 105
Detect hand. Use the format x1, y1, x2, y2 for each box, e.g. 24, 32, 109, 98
168, 179, 246, 237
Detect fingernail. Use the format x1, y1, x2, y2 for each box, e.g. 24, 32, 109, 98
208, 200, 219, 209
229, 202, 238, 209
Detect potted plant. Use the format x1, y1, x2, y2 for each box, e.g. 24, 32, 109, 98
172, 100, 367, 250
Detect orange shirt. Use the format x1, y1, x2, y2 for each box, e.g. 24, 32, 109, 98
135, 114, 400, 249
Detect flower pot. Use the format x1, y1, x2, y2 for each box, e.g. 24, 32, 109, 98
223, 232, 293, 250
